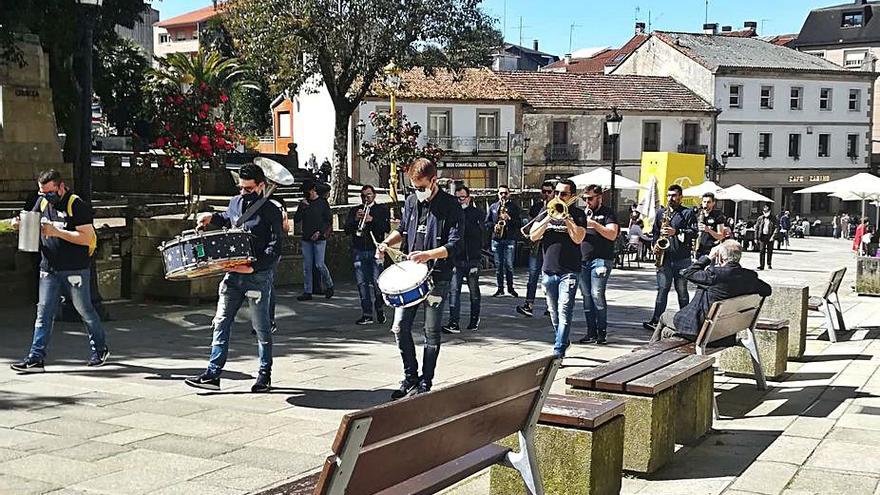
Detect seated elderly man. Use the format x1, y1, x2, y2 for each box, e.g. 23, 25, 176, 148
651, 240, 771, 344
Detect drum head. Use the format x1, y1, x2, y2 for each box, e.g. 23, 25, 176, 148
377, 260, 429, 294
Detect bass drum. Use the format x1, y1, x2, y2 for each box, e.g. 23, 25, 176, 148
376, 260, 433, 308
159, 229, 255, 280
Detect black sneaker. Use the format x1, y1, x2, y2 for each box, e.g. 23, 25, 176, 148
508, 289, 520, 298
578, 336, 597, 344
642, 321, 657, 332
325, 287, 334, 299
184, 372, 220, 391
296, 293, 313, 301
251, 370, 271, 393
492, 289, 504, 297
390, 378, 419, 400
87, 348, 110, 367
515, 303, 534, 317
355, 316, 374, 325
756, 266, 764, 271
10, 356, 44, 373
375, 311, 386, 324
414, 382, 431, 395
442, 322, 461, 334
596, 336, 608, 345
467, 318, 480, 331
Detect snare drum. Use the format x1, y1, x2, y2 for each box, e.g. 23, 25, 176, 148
376, 260, 434, 308
159, 229, 255, 280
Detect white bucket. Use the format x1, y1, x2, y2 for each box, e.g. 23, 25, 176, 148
18, 211, 41, 252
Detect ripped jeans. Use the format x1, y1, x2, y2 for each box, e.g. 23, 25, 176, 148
207, 270, 273, 376
29, 268, 107, 359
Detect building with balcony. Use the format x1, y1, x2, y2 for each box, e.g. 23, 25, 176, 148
612, 30, 876, 219
495, 71, 717, 187
153, 5, 221, 60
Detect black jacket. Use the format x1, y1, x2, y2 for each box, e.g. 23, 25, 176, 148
398, 190, 464, 277
211, 194, 283, 273
344, 202, 390, 250
457, 205, 485, 264
754, 213, 779, 241
485, 200, 522, 241
673, 256, 772, 338
294, 197, 331, 241
652, 204, 696, 262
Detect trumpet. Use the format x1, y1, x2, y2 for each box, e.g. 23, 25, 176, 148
355, 202, 372, 237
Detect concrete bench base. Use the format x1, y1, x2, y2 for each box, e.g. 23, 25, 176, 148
489, 416, 624, 495
761, 284, 808, 359
672, 367, 714, 445
718, 324, 789, 380
567, 388, 673, 474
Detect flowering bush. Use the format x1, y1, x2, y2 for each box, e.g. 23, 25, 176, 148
360, 111, 443, 179
150, 81, 242, 167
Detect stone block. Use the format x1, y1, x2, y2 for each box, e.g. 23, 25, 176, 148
856, 256, 880, 296
97, 258, 123, 300
567, 389, 673, 474
761, 284, 808, 359
718, 324, 789, 380
672, 367, 714, 445
489, 416, 624, 495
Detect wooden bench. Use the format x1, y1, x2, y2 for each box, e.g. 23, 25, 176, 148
490, 394, 626, 495
564, 340, 715, 473
807, 267, 847, 343
256, 354, 560, 495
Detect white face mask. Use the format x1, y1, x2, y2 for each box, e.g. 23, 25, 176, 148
414, 182, 434, 202
461, 203, 469, 209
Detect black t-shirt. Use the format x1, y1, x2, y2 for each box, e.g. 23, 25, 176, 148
542, 206, 588, 274
413, 201, 429, 252
581, 205, 618, 261
37, 192, 93, 272
696, 209, 727, 256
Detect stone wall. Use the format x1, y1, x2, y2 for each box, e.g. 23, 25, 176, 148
92, 161, 238, 197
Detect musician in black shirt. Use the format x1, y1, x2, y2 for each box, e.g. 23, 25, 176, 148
643, 184, 697, 332
443, 185, 484, 333
485, 185, 521, 297
577, 185, 619, 345
377, 158, 463, 399
344, 185, 390, 325
694, 192, 728, 258
293, 180, 334, 300
528, 179, 587, 358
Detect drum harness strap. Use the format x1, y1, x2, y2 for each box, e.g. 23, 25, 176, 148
39, 194, 97, 256
232, 190, 275, 229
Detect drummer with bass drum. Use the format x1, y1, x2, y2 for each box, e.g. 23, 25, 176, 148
376, 158, 463, 400
184, 164, 284, 393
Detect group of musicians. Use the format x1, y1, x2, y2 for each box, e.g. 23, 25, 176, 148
9, 160, 733, 400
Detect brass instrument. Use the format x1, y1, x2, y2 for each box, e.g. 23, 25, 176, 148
546, 196, 573, 221
694, 207, 707, 251
493, 203, 508, 238
654, 205, 673, 269
356, 202, 372, 238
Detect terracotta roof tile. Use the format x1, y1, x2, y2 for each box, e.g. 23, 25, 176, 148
156, 5, 221, 28
495, 72, 714, 112
368, 67, 523, 101
541, 35, 647, 74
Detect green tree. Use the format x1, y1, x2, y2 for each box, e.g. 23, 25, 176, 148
93, 36, 149, 135
222, 0, 501, 205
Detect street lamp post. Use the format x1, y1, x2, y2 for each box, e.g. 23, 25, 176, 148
709, 151, 730, 183
605, 106, 623, 214
383, 62, 402, 216
75, 0, 103, 205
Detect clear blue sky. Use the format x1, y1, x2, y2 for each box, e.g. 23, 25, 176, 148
156, 0, 836, 56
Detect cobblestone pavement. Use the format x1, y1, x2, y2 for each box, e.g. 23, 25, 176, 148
0, 236, 877, 494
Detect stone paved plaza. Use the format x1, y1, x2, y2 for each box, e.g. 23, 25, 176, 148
0, 236, 878, 495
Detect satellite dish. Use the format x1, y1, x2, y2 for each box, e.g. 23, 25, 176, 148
254, 157, 295, 186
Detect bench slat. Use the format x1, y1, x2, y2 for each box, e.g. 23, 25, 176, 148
756, 318, 787, 330
565, 339, 688, 389
373, 444, 511, 495
539, 395, 625, 430
625, 355, 715, 394
595, 352, 688, 393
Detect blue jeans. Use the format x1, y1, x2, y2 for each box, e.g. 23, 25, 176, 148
492, 239, 515, 290
395, 279, 450, 388
301, 240, 333, 294
542, 272, 579, 358
580, 258, 613, 339
353, 248, 384, 317
525, 251, 543, 304
651, 257, 691, 322
448, 261, 481, 324
207, 271, 274, 375
29, 269, 107, 359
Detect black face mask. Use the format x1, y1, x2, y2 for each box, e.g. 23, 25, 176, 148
41, 191, 62, 206
242, 191, 261, 202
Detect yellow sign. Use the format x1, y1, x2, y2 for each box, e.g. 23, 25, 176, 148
638, 152, 706, 228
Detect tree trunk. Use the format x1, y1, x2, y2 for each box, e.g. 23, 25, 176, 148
329, 109, 351, 206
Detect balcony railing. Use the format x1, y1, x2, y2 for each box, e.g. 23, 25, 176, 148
547, 143, 580, 161
677, 144, 708, 155
424, 135, 507, 153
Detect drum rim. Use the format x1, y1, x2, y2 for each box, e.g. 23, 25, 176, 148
159, 229, 254, 249
376, 262, 430, 294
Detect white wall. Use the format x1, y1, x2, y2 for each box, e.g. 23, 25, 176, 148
292, 78, 337, 171
359, 100, 517, 145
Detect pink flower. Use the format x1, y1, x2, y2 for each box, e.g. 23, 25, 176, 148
174, 95, 184, 105
214, 122, 226, 134
198, 112, 208, 119
155, 137, 166, 148
200, 103, 210, 113
190, 134, 200, 144
220, 93, 229, 103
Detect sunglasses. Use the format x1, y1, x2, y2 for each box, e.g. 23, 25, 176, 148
666, 193, 679, 197
239, 185, 258, 193
457, 195, 469, 201
499, 191, 509, 196
540, 189, 553, 195
555, 190, 572, 198
583, 195, 599, 200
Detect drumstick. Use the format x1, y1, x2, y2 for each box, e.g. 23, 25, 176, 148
370, 232, 407, 267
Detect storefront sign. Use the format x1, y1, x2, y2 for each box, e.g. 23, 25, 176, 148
437, 160, 500, 168
788, 174, 830, 183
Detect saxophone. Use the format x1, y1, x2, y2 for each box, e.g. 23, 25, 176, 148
493, 202, 508, 238
694, 207, 708, 252
654, 205, 673, 269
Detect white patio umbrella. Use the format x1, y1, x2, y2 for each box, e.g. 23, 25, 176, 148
795, 172, 880, 218
831, 191, 880, 224
569, 167, 644, 190
682, 180, 723, 197
716, 184, 774, 222
637, 175, 659, 228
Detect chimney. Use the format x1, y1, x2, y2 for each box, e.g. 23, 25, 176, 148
533, 39, 539, 51
635, 22, 646, 35
564, 53, 572, 64
744, 21, 758, 32
703, 23, 718, 35
721, 25, 733, 32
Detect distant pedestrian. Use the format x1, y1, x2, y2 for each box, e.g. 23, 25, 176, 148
841, 213, 850, 240
832, 214, 840, 239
